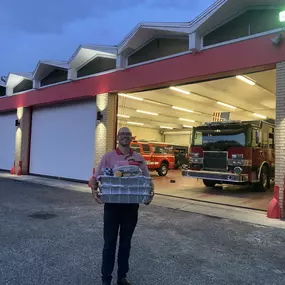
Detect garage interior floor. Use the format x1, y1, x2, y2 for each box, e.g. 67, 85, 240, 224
152, 170, 273, 211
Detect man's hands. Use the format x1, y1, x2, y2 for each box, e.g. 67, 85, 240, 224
144, 180, 155, 205
90, 176, 103, 204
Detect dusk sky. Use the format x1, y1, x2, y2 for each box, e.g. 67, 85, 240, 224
0, 0, 215, 76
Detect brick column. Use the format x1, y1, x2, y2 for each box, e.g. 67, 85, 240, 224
14, 107, 32, 175
94, 93, 118, 168
275, 62, 285, 218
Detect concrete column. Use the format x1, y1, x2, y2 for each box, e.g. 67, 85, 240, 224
94, 93, 118, 168
6, 87, 13, 96
14, 107, 32, 174
68, 68, 77, 81
116, 54, 127, 69
33, 79, 40, 89
275, 61, 285, 217
189, 32, 202, 53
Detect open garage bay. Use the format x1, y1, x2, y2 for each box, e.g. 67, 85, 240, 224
117, 69, 276, 210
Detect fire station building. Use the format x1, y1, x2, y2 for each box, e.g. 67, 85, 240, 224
1, 0, 285, 218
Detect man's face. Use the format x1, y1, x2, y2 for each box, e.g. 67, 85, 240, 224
118, 128, 132, 147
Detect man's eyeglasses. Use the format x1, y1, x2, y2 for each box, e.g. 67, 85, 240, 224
118, 132, 132, 137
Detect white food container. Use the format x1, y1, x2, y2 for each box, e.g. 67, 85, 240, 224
98, 176, 153, 204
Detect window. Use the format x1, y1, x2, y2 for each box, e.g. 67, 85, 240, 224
0, 86, 5, 97
13, 79, 33, 94
128, 37, 189, 66
77, 57, 116, 78
142, 144, 150, 153
41, 69, 68, 87
193, 128, 247, 147
203, 8, 284, 47
131, 144, 141, 153
152, 145, 173, 154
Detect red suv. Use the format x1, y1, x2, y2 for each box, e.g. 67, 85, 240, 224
131, 141, 175, 176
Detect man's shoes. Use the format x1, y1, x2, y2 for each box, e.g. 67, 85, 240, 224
102, 282, 111, 285
117, 278, 131, 285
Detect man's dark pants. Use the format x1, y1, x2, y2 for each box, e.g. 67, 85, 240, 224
102, 203, 139, 283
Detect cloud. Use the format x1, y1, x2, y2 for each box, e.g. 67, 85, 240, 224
0, 0, 145, 34
0, 0, 214, 34
0, 0, 215, 75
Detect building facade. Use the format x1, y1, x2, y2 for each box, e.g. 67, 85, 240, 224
1, 0, 285, 217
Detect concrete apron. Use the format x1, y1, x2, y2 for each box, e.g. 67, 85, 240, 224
0, 172, 284, 230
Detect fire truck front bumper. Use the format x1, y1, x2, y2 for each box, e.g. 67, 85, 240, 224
182, 169, 249, 183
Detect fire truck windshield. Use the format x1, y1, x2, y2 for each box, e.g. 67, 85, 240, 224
193, 128, 247, 148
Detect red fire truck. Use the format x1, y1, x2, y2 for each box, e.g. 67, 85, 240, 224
182, 120, 275, 191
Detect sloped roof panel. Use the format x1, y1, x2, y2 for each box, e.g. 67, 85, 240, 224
6, 72, 33, 88
33, 60, 69, 81
118, 23, 190, 55
68, 45, 117, 70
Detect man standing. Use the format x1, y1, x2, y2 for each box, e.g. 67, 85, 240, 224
91, 127, 154, 285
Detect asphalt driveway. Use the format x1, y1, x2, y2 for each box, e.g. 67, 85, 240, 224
0, 178, 285, 285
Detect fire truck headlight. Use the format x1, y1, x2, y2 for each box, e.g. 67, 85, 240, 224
191, 153, 200, 158
234, 167, 242, 175
236, 160, 243, 166
232, 154, 243, 159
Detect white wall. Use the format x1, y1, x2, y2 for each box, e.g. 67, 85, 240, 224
118, 123, 163, 141
164, 134, 190, 146
0, 113, 16, 170
30, 101, 97, 181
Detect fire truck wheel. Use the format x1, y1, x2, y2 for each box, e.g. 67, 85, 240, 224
203, 180, 216, 188
157, 163, 168, 176
255, 166, 270, 192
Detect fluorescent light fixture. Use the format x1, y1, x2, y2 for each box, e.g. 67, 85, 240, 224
118, 93, 144, 101
179, 118, 195, 123
117, 114, 130, 118
183, 125, 193, 128
253, 113, 267, 119
127, 121, 144, 126
145, 99, 170, 107
217, 101, 236, 109
236, 75, 255, 86
280, 11, 285, 22
172, 106, 193, 113
169, 86, 190, 95
136, 110, 158, 116
160, 126, 173, 129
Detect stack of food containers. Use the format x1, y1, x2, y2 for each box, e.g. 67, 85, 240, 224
98, 165, 153, 204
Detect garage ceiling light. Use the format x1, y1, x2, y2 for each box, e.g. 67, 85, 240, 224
217, 101, 236, 109
183, 125, 193, 128
118, 93, 144, 101
169, 86, 190, 95
117, 114, 130, 118
179, 118, 195, 123
253, 113, 267, 119
160, 126, 173, 129
127, 121, 144, 126
172, 106, 193, 113
236, 75, 255, 86
136, 110, 158, 116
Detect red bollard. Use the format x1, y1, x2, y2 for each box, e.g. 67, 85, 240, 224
88, 168, 95, 187
17, 161, 23, 176
10, 161, 15, 175
267, 185, 281, 219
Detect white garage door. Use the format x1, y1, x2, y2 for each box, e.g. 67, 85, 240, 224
0, 112, 16, 170
30, 101, 97, 181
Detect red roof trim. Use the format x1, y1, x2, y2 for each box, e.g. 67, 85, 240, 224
0, 33, 284, 112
